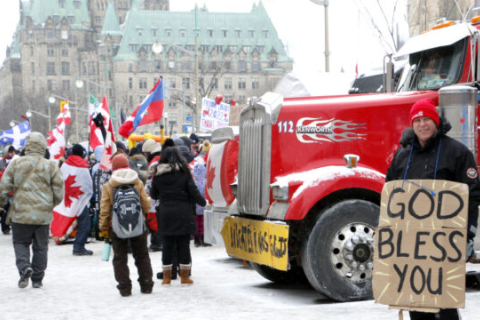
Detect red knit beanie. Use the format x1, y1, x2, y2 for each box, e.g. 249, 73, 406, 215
112, 154, 129, 171
410, 99, 439, 126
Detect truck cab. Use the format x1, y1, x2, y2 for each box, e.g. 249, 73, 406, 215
210, 18, 480, 302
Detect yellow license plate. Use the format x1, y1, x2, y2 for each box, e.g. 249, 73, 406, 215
221, 216, 289, 271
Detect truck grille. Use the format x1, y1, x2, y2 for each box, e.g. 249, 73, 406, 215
238, 104, 271, 216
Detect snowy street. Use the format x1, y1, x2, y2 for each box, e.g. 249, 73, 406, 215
1, 233, 480, 320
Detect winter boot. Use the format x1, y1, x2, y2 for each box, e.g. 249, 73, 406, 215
18, 267, 33, 289
180, 264, 194, 286
162, 265, 172, 285
200, 235, 211, 247
194, 235, 201, 247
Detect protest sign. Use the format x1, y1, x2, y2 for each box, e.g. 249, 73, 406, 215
200, 97, 230, 132
374, 179, 468, 312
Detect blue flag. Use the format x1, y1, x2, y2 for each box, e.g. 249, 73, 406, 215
0, 121, 31, 149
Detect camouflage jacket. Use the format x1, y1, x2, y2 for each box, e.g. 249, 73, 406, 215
0, 132, 63, 225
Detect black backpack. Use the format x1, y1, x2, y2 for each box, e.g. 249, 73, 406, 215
110, 184, 144, 239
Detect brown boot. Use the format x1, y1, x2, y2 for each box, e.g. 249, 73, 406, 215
162, 265, 172, 285
179, 264, 193, 286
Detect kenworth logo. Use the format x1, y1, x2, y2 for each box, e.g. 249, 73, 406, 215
296, 117, 367, 143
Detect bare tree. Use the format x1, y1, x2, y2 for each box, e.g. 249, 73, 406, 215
169, 61, 227, 115
352, 0, 407, 54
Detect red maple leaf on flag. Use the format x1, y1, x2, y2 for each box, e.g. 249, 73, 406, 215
64, 175, 83, 208
54, 146, 65, 160
105, 144, 112, 156
46, 137, 56, 146
206, 160, 216, 190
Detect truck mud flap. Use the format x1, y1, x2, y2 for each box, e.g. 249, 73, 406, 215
221, 216, 289, 271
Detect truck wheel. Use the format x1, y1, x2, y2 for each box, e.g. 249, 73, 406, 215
301, 200, 378, 301
251, 262, 308, 284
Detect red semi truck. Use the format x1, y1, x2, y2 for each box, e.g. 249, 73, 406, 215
205, 19, 480, 301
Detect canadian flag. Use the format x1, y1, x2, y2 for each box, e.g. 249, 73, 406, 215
56, 102, 71, 125
51, 157, 93, 243
205, 140, 238, 207
46, 120, 66, 162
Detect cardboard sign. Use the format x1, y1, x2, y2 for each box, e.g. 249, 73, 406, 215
221, 216, 289, 271
200, 98, 230, 132
374, 180, 468, 311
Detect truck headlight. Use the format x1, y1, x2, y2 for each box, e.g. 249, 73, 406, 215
271, 183, 289, 201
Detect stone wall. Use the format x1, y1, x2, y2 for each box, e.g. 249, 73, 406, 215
408, 0, 475, 36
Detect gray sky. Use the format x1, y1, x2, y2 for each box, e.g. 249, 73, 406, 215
0, 1, 20, 63
0, 1, 402, 89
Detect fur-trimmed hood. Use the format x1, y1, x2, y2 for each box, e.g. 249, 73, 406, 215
155, 163, 180, 176
109, 168, 139, 186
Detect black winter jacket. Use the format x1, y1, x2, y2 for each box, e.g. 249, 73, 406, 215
386, 118, 480, 238
150, 164, 206, 236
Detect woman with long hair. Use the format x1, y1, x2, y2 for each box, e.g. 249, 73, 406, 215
150, 147, 206, 285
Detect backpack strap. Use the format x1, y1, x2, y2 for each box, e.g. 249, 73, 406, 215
7, 157, 44, 224
12, 157, 44, 196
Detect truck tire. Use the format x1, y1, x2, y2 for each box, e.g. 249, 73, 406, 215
301, 200, 378, 301
250, 262, 308, 285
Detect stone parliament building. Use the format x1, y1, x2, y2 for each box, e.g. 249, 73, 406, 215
0, 0, 292, 142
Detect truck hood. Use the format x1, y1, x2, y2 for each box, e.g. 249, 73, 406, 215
283, 91, 438, 110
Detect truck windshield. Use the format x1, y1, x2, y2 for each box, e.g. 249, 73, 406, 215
397, 38, 467, 92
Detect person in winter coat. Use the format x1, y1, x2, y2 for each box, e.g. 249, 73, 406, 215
0, 132, 63, 289
91, 145, 104, 178
150, 147, 206, 286
190, 142, 210, 247
386, 99, 480, 320
68, 144, 94, 256
130, 147, 149, 183
99, 153, 153, 297
145, 144, 163, 253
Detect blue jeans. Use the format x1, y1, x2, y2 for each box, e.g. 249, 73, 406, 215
73, 206, 91, 252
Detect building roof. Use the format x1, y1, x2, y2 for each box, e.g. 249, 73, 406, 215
22, 0, 91, 30
101, 1, 122, 36
114, 1, 292, 63
6, 26, 21, 61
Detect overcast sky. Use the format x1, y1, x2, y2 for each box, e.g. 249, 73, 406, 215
0, 1, 405, 85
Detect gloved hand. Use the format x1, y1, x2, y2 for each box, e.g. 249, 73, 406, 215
99, 230, 110, 240
467, 237, 475, 262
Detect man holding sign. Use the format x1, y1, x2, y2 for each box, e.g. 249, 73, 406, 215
385, 99, 480, 319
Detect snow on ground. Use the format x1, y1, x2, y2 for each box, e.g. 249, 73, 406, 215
1, 234, 479, 320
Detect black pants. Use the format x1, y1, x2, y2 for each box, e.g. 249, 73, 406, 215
11, 223, 49, 283
409, 309, 460, 320
162, 235, 191, 265
110, 230, 153, 293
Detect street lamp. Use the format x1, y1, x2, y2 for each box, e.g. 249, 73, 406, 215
153, 7, 200, 132
9, 120, 20, 127
311, 0, 330, 72
26, 110, 51, 132
48, 93, 87, 143
153, 41, 199, 132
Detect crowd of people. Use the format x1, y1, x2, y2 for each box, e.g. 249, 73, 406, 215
0, 132, 210, 296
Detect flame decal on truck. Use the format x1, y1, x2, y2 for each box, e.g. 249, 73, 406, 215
296, 117, 367, 143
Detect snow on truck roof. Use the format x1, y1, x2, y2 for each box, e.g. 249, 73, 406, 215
395, 23, 477, 58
